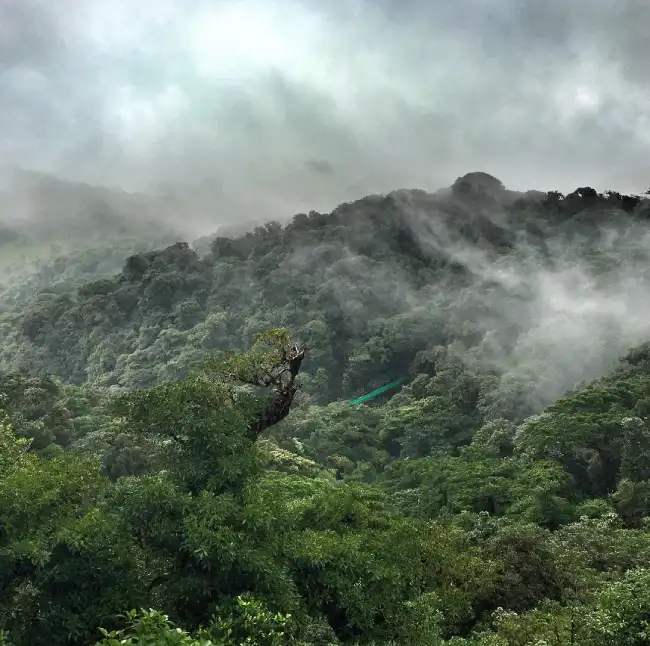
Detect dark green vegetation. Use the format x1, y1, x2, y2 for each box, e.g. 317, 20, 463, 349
2, 172, 650, 644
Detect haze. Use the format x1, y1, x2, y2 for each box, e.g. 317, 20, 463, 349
2, 0, 650, 230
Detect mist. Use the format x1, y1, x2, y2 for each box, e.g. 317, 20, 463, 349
386, 187, 650, 413
3, 0, 650, 412
2, 0, 650, 233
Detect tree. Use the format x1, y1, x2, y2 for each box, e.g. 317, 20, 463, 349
206, 329, 307, 440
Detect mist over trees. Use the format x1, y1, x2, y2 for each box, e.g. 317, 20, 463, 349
2, 172, 650, 644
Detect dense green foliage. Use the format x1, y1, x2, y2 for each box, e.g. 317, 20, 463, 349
2, 173, 650, 644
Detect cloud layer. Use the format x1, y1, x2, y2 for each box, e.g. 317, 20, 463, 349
2, 0, 650, 226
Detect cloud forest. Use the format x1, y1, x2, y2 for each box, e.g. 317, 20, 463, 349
1, 171, 650, 644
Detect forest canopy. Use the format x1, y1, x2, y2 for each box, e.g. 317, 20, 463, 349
2, 173, 650, 644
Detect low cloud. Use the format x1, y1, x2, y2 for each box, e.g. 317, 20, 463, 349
1, 0, 650, 231
394, 188, 650, 411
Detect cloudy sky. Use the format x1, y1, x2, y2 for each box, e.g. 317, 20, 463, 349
1, 0, 650, 222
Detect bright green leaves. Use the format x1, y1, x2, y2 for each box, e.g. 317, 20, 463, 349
113, 375, 256, 494
0, 424, 129, 645
0, 413, 30, 475
0, 451, 103, 545
93, 598, 312, 646
581, 568, 650, 646
284, 482, 495, 643
94, 609, 215, 646
459, 568, 650, 646
207, 594, 308, 646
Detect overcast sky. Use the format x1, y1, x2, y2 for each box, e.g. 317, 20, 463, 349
2, 0, 650, 223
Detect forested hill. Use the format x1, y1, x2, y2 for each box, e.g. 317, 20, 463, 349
4, 173, 650, 645
2, 172, 649, 405
0, 170, 180, 308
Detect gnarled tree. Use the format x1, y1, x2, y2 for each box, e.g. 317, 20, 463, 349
205, 328, 306, 439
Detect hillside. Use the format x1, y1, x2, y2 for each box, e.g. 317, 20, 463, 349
0, 169, 180, 309
2, 173, 650, 645
2, 173, 649, 399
